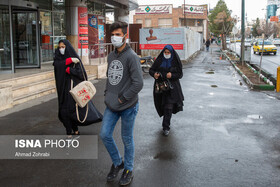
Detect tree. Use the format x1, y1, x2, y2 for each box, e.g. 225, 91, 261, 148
257, 22, 279, 38
252, 18, 260, 37
208, 0, 236, 50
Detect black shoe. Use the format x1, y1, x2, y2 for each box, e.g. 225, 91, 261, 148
119, 169, 133, 186
163, 129, 169, 136
106, 161, 124, 182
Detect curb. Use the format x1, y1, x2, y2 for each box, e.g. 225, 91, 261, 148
222, 51, 275, 91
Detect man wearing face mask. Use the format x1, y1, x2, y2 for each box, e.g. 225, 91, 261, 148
149, 45, 184, 136
99, 21, 143, 186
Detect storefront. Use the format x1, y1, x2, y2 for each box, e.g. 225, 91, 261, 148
0, 0, 137, 74
0, 0, 40, 73
0, 0, 66, 73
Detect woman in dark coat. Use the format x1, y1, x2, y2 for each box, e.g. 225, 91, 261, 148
53, 39, 102, 136
149, 45, 184, 136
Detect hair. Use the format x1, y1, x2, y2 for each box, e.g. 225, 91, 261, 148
109, 21, 128, 35
58, 40, 65, 47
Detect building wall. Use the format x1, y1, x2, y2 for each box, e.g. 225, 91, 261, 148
133, 5, 209, 40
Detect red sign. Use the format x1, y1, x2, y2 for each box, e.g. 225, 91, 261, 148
140, 44, 184, 50
78, 7, 88, 49
270, 16, 279, 22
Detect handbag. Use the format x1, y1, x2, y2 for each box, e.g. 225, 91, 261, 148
69, 61, 96, 123
154, 73, 173, 94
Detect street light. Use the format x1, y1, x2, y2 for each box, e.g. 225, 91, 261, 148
241, 0, 245, 66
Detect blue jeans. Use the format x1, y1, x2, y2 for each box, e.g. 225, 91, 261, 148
100, 103, 139, 171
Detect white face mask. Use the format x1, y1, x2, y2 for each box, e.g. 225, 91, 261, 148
164, 54, 171, 59
111, 35, 126, 48
59, 48, 65, 55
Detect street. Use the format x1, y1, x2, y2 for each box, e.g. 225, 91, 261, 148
229, 42, 280, 77
1, 46, 280, 186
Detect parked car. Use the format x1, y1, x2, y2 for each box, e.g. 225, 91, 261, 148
253, 40, 277, 55
272, 38, 280, 46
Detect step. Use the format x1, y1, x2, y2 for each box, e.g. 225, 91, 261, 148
13, 78, 55, 99
13, 86, 56, 106
0, 71, 54, 88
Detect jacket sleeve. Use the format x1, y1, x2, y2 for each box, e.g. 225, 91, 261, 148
119, 54, 144, 103
149, 57, 160, 78
69, 63, 86, 81
170, 53, 183, 80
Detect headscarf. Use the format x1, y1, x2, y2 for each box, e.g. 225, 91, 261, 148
53, 39, 87, 80
160, 45, 174, 69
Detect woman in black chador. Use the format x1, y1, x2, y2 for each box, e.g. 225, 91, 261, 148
53, 39, 102, 136
149, 45, 184, 136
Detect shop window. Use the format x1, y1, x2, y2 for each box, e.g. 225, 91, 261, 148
53, 0, 65, 11
197, 19, 203, 26
136, 19, 143, 24
145, 19, 152, 28
40, 11, 53, 62
158, 18, 172, 28
186, 19, 195, 26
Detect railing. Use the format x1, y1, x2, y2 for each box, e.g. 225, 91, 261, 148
83, 42, 139, 65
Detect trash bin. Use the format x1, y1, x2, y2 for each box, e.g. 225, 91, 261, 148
244, 43, 251, 62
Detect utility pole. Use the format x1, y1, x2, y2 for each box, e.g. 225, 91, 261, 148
241, 0, 245, 66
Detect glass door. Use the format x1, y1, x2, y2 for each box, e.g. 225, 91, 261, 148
12, 10, 39, 68
0, 5, 12, 72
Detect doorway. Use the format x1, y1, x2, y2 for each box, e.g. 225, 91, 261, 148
12, 9, 39, 68
0, 1, 40, 74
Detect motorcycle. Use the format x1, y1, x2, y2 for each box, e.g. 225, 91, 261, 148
140, 56, 154, 73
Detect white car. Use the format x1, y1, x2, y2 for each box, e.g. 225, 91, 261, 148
226, 39, 230, 44
272, 38, 280, 46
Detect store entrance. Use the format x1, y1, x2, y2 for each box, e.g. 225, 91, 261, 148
12, 9, 39, 68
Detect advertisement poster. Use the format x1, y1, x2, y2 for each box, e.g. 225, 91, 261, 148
88, 15, 105, 59
140, 28, 184, 50
78, 7, 88, 57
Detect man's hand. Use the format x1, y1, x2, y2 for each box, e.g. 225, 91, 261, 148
154, 72, 160, 79
118, 98, 123, 104
166, 72, 172, 79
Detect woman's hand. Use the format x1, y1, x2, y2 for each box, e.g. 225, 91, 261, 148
154, 72, 160, 79
167, 72, 172, 79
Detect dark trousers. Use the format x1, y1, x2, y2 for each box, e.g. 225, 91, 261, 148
60, 110, 78, 135
162, 104, 173, 131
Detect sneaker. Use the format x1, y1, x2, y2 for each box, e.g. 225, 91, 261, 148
106, 161, 124, 182
119, 169, 134, 186
163, 129, 169, 136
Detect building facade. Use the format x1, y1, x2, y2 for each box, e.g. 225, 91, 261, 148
0, 0, 138, 74
132, 4, 209, 41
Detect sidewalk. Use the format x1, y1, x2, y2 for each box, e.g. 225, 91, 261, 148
0, 46, 280, 186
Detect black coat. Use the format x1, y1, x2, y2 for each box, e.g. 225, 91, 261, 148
53, 39, 102, 126
149, 49, 184, 117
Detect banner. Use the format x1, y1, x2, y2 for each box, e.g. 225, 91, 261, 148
78, 7, 88, 56
184, 5, 205, 14
135, 5, 172, 14
140, 28, 184, 50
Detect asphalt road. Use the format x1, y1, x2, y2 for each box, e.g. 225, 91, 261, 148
229, 42, 280, 77
0, 46, 280, 187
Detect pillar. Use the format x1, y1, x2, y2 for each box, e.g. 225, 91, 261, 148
114, 8, 129, 23
65, 0, 89, 65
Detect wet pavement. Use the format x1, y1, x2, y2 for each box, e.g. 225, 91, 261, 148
1, 46, 280, 186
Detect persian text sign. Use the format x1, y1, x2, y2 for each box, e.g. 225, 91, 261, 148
135, 5, 172, 14
184, 5, 205, 14
78, 7, 88, 50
